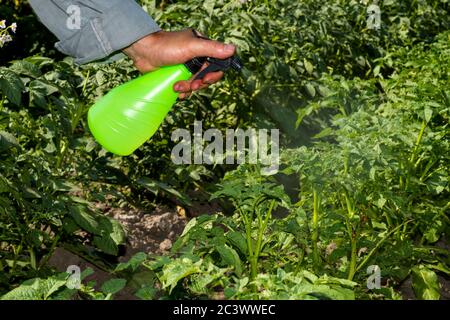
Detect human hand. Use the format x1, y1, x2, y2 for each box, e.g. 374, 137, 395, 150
122, 29, 236, 99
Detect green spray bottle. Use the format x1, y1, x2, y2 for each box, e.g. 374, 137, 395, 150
88, 43, 243, 156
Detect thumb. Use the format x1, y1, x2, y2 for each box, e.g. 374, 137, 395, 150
188, 38, 236, 60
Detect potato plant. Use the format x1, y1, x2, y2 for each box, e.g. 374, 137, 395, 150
0, 0, 449, 300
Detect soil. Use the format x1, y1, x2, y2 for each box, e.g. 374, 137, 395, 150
105, 204, 187, 257
100, 199, 222, 259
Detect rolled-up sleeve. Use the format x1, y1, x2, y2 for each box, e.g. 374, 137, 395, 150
29, 0, 160, 64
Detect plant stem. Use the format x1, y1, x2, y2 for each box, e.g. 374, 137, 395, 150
239, 207, 256, 282
312, 190, 320, 269
343, 191, 357, 280
406, 120, 427, 190
242, 198, 276, 285
348, 233, 357, 280
29, 247, 37, 270
0, 95, 4, 111
254, 199, 275, 260
355, 221, 410, 273
10, 243, 22, 274
39, 234, 61, 269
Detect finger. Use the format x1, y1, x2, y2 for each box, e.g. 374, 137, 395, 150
202, 71, 224, 85
189, 71, 223, 91
179, 91, 192, 100
174, 81, 192, 93
174, 62, 209, 92
190, 63, 222, 84
190, 79, 204, 91
196, 83, 211, 91
188, 37, 236, 60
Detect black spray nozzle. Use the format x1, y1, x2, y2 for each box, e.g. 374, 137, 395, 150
184, 29, 244, 79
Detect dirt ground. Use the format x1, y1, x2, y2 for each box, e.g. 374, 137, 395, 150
101, 199, 222, 258
105, 205, 187, 257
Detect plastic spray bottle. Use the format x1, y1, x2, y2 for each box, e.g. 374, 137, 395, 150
87, 37, 243, 156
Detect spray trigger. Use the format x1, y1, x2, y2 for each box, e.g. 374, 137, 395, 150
194, 56, 243, 80
183, 29, 244, 80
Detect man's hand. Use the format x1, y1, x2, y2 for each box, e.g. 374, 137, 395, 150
123, 29, 236, 99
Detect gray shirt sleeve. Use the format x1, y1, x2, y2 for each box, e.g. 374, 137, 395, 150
29, 0, 161, 64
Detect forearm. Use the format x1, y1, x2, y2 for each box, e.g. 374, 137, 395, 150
29, 0, 160, 64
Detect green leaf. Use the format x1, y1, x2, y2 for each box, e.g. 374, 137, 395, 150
69, 205, 99, 234
40, 276, 69, 300
10, 60, 42, 78
129, 271, 155, 290
373, 65, 381, 77
313, 127, 333, 139
52, 179, 81, 192
295, 105, 314, 128
99, 217, 126, 246
217, 244, 242, 276
91, 216, 125, 255
224, 287, 237, 299
62, 216, 79, 234
159, 258, 201, 293
305, 83, 316, 98
115, 252, 147, 272
0, 67, 24, 105
428, 263, 450, 276
203, 0, 215, 16
51, 288, 77, 300
317, 85, 332, 97
308, 286, 355, 300
137, 177, 191, 205
424, 220, 444, 243
80, 267, 94, 280
135, 286, 157, 300
101, 278, 127, 295
23, 186, 41, 199
188, 262, 227, 295
93, 234, 118, 256
304, 59, 314, 75
424, 107, 433, 123
1, 274, 67, 300
143, 256, 172, 271
411, 266, 440, 300
226, 231, 248, 255
95, 71, 106, 85
28, 79, 59, 108
0, 131, 20, 152
1, 280, 42, 300
44, 141, 57, 153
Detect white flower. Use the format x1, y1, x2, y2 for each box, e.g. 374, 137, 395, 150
0, 34, 12, 46
11, 22, 17, 33
0, 20, 6, 29
0, 35, 6, 47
